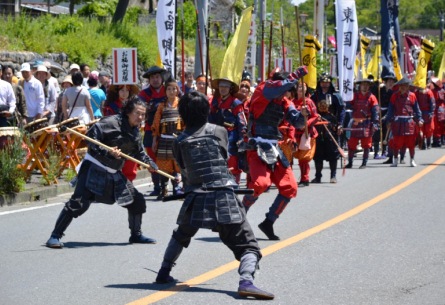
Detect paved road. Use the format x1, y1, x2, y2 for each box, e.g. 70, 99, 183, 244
1, 148, 445, 305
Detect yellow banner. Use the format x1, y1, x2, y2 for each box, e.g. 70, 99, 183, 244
219, 6, 253, 85
366, 45, 381, 80
354, 56, 360, 78
391, 39, 402, 81
302, 35, 322, 89
413, 39, 435, 88
438, 51, 445, 81
360, 34, 370, 79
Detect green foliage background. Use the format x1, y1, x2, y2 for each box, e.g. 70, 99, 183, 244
0, 0, 444, 76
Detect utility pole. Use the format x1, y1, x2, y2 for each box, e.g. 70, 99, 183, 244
440, 11, 444, 42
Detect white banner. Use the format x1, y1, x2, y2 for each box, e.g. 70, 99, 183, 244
335, 0, 358, 102
112, 48, 138, 85
244, 12, 257, 80
156, 0, 176, 77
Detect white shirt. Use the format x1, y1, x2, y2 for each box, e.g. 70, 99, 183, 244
44, 81, 57, 117
0, 79, 16, 114
23, 76, 45, 118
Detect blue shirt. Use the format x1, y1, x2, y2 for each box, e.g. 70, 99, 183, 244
88, 87, 106, 117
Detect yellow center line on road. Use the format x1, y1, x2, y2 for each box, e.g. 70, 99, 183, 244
127, 155, 445, 305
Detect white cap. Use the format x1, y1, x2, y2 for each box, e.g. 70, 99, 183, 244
20, 63, 31, 72
69, 63, 80, 72
36, 65, 48, 73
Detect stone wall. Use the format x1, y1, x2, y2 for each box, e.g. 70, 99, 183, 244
0, 51, 196, 84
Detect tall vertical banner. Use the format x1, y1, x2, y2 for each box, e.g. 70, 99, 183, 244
245, 9, 257, 80
403, 34, 421, 77
413, 39, 435, 88
380, 0, 393, 79
302, 35, 322, 89
156, 0, 176, 77
220, 6, 253, 85
438, 52, 445, 81
335, 0, 358, 102
366, 45, 381, 79
360, 34, 371, 78
112, 48, 138, 85
391, 39, 403, 80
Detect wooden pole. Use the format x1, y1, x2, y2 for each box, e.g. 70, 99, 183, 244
295, 5, 308, 137
62, 126, 175, 180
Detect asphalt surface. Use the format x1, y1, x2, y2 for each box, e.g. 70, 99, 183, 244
1, 147, 445, 305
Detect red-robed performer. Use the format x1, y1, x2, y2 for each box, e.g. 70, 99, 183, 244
345, 77, 379, 169
241, 66, 309, 240
413, 84, 435, 149
386, 77, 423, 167
293, 82, 318, 187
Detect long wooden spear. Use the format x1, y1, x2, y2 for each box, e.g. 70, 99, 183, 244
280, 6, 286, 71
59, 126, 175, 180
194, 0, 204, 76
180, 0, 186, 92
294, 4, 308, 137
267, 0, 275, 77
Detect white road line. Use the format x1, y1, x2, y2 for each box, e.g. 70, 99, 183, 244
0, 182, 154, 216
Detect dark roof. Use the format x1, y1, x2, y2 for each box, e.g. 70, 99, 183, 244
402, 29, 441, 39
21, 3, 76, 14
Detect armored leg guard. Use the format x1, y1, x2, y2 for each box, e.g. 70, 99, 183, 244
345, 152, 354, 168
242, 195, 258, 213
156, 177, 168, 200
266, 194, 291, 223
238, 252, 258, 282
156, 238, 184, 284
359, 158, 367, 169
147, 172, 161, 196
237, 251, 274, 299
128, 212, 156, 244
46, 208, 73, 248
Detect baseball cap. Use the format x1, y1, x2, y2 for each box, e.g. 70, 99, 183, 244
98, 71, 111, 78
69, 63, 80, 72
20, 63, 31, 72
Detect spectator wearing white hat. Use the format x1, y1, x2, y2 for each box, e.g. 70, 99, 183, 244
20, 62, 45, 123
35, 65, 57, 124
68, 63, 80, 76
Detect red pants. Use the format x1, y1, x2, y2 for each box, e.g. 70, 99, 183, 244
433, 116, 444, 138
246, 150, 297, 198
227, 155, 242, 175
392, 134, 416, 151
421, 120, 434, 138
298, 160, 310, 182
347, 137, 372, 151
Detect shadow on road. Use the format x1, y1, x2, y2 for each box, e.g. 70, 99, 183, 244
105, 282, 241, 299
62, 241, 129, 248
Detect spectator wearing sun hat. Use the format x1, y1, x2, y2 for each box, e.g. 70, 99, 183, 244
20, 62, 45, 123
35, 65, 57, 124
68, 63, 80, 76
